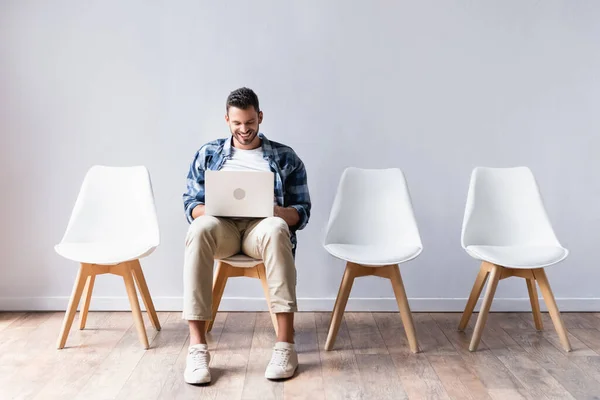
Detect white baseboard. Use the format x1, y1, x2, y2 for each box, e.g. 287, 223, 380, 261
1, 297, 600, 312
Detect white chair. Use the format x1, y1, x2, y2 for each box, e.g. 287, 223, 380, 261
206, 254, 278, 335
55, 166, 161, 349
323, 168, 422, 352
458, 166, 571, 352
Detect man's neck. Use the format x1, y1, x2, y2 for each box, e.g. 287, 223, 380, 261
233, 138, 262, 150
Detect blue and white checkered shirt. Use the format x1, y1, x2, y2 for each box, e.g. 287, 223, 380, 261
183, 133, 311, 253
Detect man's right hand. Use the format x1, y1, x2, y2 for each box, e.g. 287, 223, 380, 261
192, 204, 206, 220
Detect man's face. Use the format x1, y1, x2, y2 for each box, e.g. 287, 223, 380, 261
225, 106, 263, 149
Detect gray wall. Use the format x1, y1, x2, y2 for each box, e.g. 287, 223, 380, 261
1, 0, 599, 312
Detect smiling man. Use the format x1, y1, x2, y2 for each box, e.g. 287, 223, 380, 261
181, 87, 311, 385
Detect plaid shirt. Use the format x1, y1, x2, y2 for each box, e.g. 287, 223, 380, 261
183, 133, 311, 253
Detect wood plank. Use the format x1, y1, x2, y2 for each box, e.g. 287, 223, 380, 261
568, 329, 600, 354
241, 312, 283, 400
157, 312, 228, 400
478, 315, 529, 355
315, 312, 364, 400
344, 312, 388, 355
431, 313, 533, 400
486, 313, 535, 331
208, 312, 257, 400
413, 313, 456, 355
373, 312, 450, 400
0, 312, 25, 331
76, 312, 170, 400
401, 305, 468, 400
506, 329, 600, 398
355, 353, 408, 399
565, 353, 600, 388
0, 312, 64, 399
0, 312, 55, 359
492, 349, 575, 400
283, 312, 325, 400
517, 314, 597, 356
115, 312, 190, 400
427, 355, 492, 400
33, 312, 131, 400
482, 314, 576, 399
521, 317, 600, 386
522, 312, 596, 331
560, 313, 600, 330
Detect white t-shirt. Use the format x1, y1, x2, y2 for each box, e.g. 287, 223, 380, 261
220, 147, 271, 172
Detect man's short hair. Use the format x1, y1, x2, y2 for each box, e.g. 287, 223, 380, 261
226, 87, 260, 113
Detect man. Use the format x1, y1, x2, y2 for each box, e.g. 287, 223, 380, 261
182, 87, 311, 384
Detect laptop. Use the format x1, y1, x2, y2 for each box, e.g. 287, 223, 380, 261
204, 170, 274, 218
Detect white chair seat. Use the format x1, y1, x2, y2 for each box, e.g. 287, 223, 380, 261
55, 242, 157, 265
465, 245, 568, 269
219, 253, 262, 268
324, 244, 422, 266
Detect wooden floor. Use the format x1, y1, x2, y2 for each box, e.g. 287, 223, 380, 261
1, 312, 600, 400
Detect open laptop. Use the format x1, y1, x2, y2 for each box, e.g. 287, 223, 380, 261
204, 170, 274, 218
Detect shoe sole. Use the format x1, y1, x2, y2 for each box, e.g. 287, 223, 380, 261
265, 365, 298, 380
184, 373, 211, 385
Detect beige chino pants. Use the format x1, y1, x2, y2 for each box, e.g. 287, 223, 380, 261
183, 216, 297, 320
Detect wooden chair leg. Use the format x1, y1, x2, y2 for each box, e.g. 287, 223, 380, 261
469, 263, 501, 352
388, 264, 420, 353
256, 263, 278, 335
533, 268, 571, 352
79, 273, 96, 330
325, 262, 356, 351
130, 260, 161, 331
459, 263, 490, 331
207, 262, 229, 333
57, 263, 91, 349
121, 263, 150, 349
526, 277, 543, 331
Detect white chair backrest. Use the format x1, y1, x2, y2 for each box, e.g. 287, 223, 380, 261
324, 168, 422, 248
59, 166, 160, 246
461, 167, 560, 248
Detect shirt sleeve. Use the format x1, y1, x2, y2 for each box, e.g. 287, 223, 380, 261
285, 159, 311, 231
183, 149, 207, 223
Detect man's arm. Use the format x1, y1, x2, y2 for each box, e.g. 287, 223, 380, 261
282, 158, 311, 230
183, 150, 207, 223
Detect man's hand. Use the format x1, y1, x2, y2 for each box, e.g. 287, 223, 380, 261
191, 204, 206, 220
274, 205, 300, 227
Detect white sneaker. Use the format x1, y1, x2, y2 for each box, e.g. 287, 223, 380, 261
184, 344, 211, 384
265, 342, 298, 380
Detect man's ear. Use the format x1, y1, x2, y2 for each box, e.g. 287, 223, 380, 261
258, 111, 263, 124
225, 113, 229, 123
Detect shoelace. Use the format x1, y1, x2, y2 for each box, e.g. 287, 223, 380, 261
189, 349, 209, 371
269, 348, 290, 367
